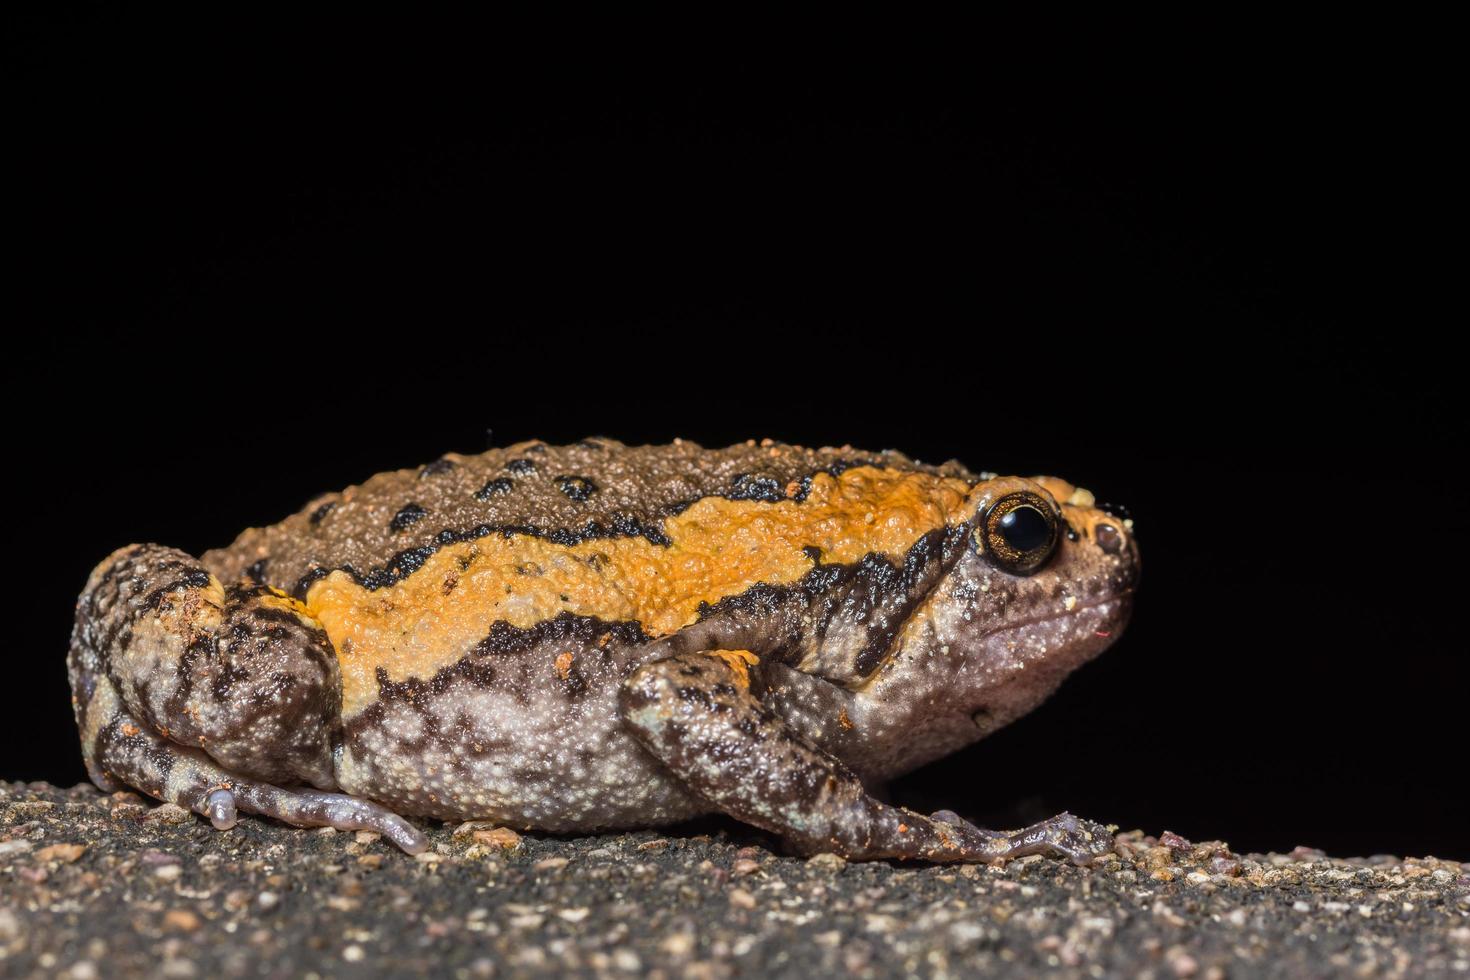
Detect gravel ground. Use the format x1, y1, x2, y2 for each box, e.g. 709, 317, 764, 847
2, 782, 1466, 978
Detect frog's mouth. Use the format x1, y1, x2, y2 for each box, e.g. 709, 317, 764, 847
983, 590, 1134, 640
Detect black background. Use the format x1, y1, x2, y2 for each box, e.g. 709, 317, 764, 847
8, 14, 1463, 858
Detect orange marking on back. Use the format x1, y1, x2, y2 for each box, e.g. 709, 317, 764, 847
306, 466, 976, 717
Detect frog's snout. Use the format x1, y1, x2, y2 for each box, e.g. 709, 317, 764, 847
1069, 501, 1140, 588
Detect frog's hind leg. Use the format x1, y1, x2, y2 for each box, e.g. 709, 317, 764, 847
619, 651, 1114, 864
79, 678, 426, 851
67, 543, 427, 853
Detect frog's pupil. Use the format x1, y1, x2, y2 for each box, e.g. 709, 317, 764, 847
999, 506, 1051, 553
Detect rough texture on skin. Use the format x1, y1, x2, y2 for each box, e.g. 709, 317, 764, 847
67, 439, 1140, 862
618, 653, 904, 854
303, 465, 974, 717
333, 617, 709, 829
69, 545, 340, 790
618, 652, 1111, 862
201, 438, 979, 597
845, 495, 1139, 782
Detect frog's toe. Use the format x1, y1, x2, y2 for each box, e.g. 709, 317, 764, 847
925, 808, 1115, 865
205, 788, 238, 830
1025, 812, 1117, 865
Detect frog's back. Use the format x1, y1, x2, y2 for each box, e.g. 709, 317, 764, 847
204, 438, 977, 598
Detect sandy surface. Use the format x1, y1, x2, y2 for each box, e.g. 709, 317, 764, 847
2, 781, 1466, 978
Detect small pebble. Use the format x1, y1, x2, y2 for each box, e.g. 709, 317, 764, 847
0, 908, 23, 942
144, 804, 192, 825
163, 910, 200, 932
807, 852, 846, 872
1209, 856, 1242, 876
37, 843, 87, 864
472, 827, 521, 850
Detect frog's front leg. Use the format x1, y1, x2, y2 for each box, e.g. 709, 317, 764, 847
619, 651, 1114, 864
68, 544, 426, 853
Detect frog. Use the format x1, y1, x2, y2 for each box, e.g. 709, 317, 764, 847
67, 438, 1138, 864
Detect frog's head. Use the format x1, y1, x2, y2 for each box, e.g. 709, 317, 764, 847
923, 474, 1139, 737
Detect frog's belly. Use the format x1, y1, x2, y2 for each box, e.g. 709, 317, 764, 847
330, 640, 708, 830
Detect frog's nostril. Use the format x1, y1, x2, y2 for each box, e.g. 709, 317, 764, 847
971, 708, 998, 734
1094, 523, 1124, 554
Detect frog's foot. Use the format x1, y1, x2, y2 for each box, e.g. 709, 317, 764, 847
205, 783, 427, 853
931, 809, 1115, 865
620, 651, 1112, 865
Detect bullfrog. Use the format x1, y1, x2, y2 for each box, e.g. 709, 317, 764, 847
68, 438, 1137, 864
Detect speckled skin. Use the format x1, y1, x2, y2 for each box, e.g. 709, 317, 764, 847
68, 439, 1138, 863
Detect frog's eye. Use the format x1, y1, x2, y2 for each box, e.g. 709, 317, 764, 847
975, 491, 1059, 575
